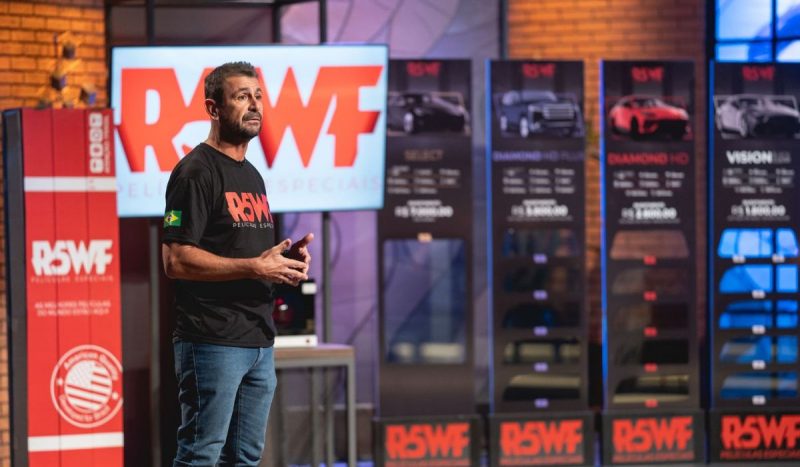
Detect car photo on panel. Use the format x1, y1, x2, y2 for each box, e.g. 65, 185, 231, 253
607, 95, 691, 141
713, 94, 800, 139
386, 91, 470, 136
493, 90, 584, 139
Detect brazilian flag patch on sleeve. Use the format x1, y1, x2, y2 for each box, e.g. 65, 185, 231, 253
164, 210, 182, 227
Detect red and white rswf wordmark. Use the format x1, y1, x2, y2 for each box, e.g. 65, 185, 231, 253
20, 109, 124, 466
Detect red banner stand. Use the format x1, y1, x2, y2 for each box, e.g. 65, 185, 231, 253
3, 108, 124, 467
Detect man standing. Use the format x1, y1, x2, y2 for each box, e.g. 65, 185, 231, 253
162, 61, 313, 466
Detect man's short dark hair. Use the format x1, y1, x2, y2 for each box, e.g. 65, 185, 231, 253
205, 61, 258, 104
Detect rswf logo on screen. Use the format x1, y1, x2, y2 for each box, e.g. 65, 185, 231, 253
117, 66, 383, 173
31, 240, 113, 276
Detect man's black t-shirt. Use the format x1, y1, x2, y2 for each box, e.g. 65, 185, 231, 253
162, 143, 277, 347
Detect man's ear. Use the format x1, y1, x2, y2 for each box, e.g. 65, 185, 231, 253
205, 98, 220, 120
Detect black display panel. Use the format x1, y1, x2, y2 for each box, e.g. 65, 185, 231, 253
377, 60, 474, 417
710, 63, 800, 412
600, 61, 699, 411
488, 61, 587, 412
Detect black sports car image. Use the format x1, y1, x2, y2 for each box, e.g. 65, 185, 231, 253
386, 91, 469, 135
714, 94, 800, 139
495, 90, 583, 138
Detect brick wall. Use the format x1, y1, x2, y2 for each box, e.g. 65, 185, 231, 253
507, 0, 707, 343
0, 1, 106, 465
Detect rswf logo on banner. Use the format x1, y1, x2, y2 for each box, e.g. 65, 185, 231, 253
111, 46, 388, 217
500, 419, 584, 459
384, 422, 471, 464
610, 415, 698, 464
31, 240, 113, 276
718, 414, 800, 461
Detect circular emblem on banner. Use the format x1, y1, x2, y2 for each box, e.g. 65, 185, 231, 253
50, 345, 123, 428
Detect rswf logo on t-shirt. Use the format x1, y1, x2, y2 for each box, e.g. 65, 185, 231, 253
225, 192, 273, 228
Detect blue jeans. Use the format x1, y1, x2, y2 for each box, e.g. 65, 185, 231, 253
173, 340, 277, 467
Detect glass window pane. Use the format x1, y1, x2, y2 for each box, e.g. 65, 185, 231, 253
502, 300, 581, 329
613, 374, 690, 405
501, 228, 579, 259
720, 300, 773, 329
383, 239, 467, 365
609, 230, 689, 260
614, 339, 690, 365
717, 0, 773, 40
503, 373, 581, 401
721, 372, 798, 399
776, 265, 798, 293
777, 300, 799, 328
503, 338, 581, 364
721, 336, 777, 363
154, 7, 273, 44
612, 268, 689, 296
776, 228, 800, 257
778, 0, 800, 37
717, 42, 773, 61
717, 228, 773, 258
719, 265, 773, 294
778, 40, 800, 60
502, 265, 582, 295
717, 43, 752, 61
611, 303, 689, 331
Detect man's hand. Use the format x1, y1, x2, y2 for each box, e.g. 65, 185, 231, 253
286, 233, 314, 274
254, 238, 309, 286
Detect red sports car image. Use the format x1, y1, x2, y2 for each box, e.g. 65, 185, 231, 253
608, 95, 690, 140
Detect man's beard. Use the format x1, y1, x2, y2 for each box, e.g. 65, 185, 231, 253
219, 111, 261, 144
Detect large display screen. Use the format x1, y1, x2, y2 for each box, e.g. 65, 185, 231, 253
111, 45, 388, 217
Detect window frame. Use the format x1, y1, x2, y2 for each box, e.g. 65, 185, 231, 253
714, 0, 800, 62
